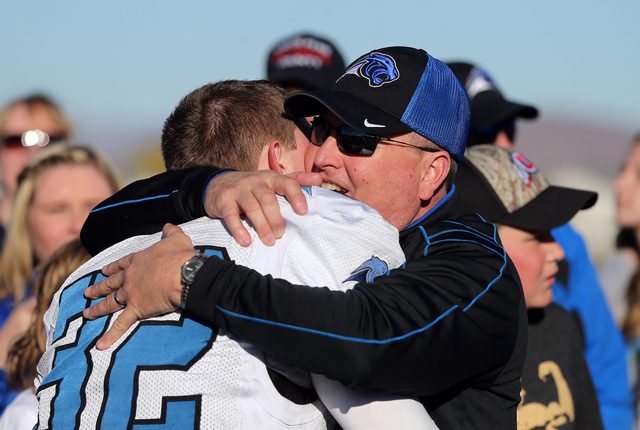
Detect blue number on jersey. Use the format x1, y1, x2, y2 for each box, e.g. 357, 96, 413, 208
38, 246, 228, 429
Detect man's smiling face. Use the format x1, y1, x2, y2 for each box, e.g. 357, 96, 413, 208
309, 112, 436, 230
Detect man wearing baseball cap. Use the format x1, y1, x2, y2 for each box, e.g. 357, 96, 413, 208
457, 144, 603, 428
82, 47, 527, 429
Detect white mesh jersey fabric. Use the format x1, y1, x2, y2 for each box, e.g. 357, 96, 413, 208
36, 186, 404, 429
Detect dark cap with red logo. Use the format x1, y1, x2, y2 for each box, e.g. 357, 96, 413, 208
267, 34, 345, 91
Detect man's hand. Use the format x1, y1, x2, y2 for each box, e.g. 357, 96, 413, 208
204, 171, 322, 247
83, 224, 197, 350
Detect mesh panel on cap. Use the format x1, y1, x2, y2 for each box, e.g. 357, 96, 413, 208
402, 55, 470, 161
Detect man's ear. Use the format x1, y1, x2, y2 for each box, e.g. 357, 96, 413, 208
418, 151, 451, 201
267, 140, 287, 174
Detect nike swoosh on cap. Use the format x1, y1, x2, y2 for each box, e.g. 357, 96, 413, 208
364, 119, 386, 128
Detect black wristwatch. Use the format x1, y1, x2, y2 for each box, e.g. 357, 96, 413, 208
180, 254, 209, 309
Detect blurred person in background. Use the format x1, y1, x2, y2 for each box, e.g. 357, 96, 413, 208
266, 33, 345, 94
603, 134, 640, 323
457, 144, 603, 430
0, 145, 122, 413
0, 94, 72, 243
0, 239, 90, 429
602, 133, 640, 427
448, 61, 633, 430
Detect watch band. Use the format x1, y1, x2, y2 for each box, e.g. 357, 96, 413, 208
180, 281, 191, 310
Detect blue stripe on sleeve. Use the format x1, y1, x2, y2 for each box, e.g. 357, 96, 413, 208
90, 190, 179, 213
215, 304, 459, 344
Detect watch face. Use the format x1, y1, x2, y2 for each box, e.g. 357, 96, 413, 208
182, 255, 207, 284
183, 262, 198, 283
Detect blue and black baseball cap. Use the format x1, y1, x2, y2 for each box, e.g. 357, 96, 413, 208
284, 46, 471, 161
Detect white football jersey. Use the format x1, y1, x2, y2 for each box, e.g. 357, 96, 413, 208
36, 187, 406, 430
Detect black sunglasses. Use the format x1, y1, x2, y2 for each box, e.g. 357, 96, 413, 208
310, 117, 441, 156
1, 130, 66, 149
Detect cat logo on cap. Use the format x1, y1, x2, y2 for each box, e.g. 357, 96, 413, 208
339, 52, 399, 88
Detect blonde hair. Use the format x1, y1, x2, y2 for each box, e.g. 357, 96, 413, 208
0, 145, 122, 302
0, 94, 72, 140
6, 238, 90, 390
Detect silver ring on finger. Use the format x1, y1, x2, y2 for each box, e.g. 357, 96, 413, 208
113, 289, 126, 308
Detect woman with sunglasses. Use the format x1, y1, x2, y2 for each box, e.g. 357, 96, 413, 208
0, 94, 72, 244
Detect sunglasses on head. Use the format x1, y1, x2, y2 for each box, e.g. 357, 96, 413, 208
1, 130, 66, 149
310, 117, 441, 156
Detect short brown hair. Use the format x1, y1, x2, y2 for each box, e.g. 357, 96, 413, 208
161, 80, 297, 171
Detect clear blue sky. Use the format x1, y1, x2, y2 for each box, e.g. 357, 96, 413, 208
1, 0, 638, 170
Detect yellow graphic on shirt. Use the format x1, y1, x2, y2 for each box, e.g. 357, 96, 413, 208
517, 361, 574, 430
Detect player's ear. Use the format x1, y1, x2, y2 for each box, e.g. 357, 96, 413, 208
267, 140, 287, 174
418, 151, 450, 202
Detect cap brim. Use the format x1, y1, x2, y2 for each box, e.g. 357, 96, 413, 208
285, 90, 412, 136
470, 92, 538, 127
498, 186, 597, 231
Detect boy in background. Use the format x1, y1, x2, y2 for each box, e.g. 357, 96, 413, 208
456, 144, 603, 430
